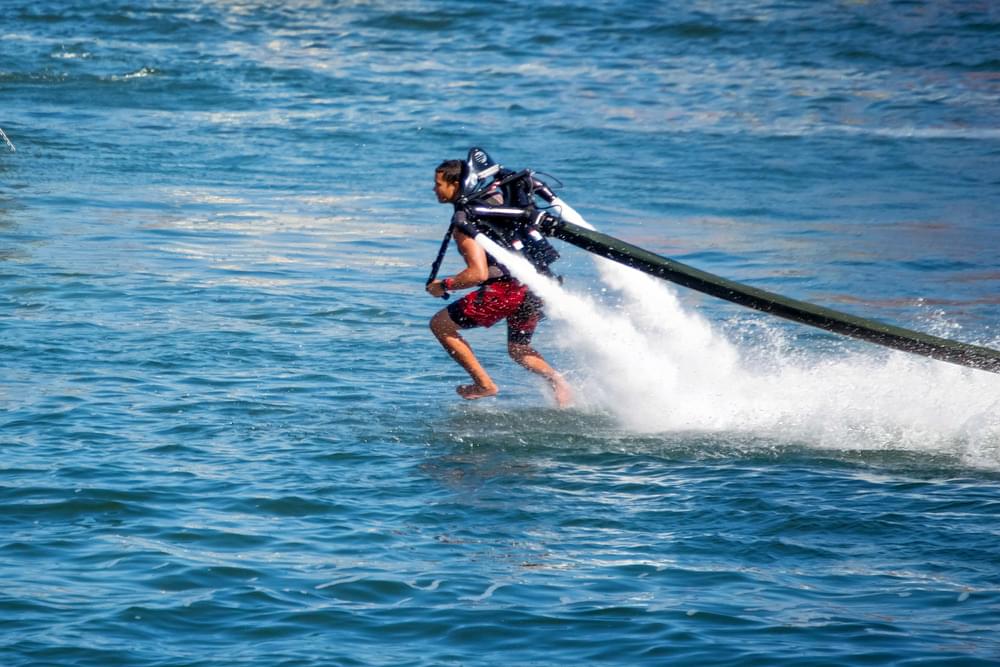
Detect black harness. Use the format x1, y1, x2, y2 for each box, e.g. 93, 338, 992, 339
455, 175, 560, 278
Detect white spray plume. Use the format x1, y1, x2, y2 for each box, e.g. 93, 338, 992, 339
474, 215, 1000, 468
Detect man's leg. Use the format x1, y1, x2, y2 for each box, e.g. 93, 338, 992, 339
430, 308, 498, 399
508, 342, 572, 408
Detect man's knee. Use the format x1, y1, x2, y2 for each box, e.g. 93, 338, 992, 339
431, 309, 458, 338
429, 310, 447, 335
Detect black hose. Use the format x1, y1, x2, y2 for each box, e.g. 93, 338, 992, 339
546, 219, 1000, 374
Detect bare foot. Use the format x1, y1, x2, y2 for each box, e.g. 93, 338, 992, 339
550, 376, 572, 408
456, 383, 499, 400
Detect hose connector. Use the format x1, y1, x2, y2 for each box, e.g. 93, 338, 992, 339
535, 211, 563, 236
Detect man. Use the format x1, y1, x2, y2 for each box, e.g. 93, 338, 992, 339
426, 159, 571, 407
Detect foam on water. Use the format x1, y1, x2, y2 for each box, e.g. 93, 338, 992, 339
476, 230, 1000, 468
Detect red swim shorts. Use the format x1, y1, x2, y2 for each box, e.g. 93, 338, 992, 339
447, 279, 544, 344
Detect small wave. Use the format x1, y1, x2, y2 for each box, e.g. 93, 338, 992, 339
50, 51, 91, 60
355, 10, 459, 32
734, 120, 1000, 141
832, 124, 1000, 140
461, 582, 505, 602
639, 21, 729, 39
49, 42, 93, 60
113, 66, 158, 81
314, 575, 413, 604
0, 71, 69, 84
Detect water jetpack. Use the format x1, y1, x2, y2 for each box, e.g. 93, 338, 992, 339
460, 148, 561, 276
435, 148, 1000, 374
425, 148, 1000, 373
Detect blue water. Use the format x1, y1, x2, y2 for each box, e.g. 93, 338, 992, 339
3, 1, 1000, 665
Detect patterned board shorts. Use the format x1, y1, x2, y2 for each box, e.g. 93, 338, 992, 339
446, 279, 544, 345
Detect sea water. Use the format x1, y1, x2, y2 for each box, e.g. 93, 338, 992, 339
2, 1, 999, 665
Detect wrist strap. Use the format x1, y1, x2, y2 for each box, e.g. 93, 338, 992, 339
442, 277, 454, 291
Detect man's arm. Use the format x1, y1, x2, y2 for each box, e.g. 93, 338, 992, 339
426, 229, 488, 297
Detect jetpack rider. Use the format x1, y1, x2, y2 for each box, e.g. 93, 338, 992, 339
425, 148, 571, 407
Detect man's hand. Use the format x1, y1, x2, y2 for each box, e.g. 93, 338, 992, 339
426, 280, 447, 298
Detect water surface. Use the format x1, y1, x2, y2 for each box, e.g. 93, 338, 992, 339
2, 1, 999, 665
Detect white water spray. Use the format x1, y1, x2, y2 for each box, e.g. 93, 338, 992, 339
475, 207, 1000, 468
